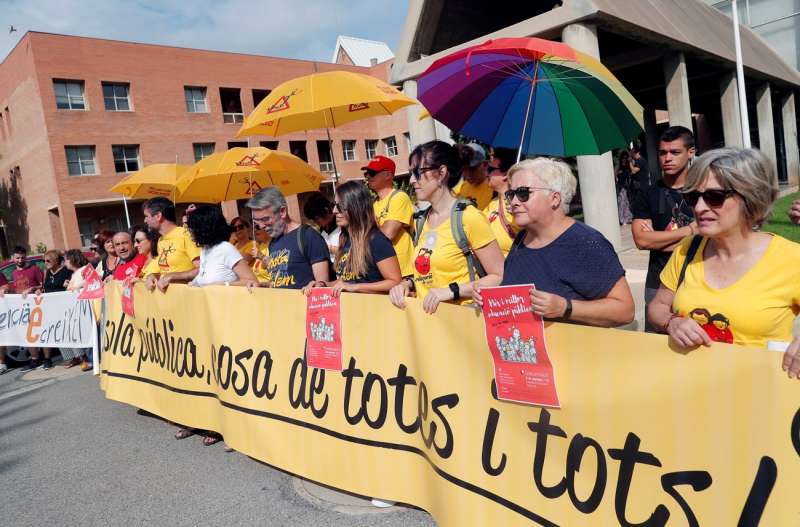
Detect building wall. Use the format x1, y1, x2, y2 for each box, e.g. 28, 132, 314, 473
0, 32, 410, 250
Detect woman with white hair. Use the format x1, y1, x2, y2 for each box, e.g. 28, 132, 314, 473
474, 157, 634, 327
648, 148, 800, 378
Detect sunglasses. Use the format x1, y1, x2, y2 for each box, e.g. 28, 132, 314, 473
90, 246, 99, 252
363, 170, 378, 179
504, 186, 551, 202
233, 224, 247, 231
487, 166, 503, 175
410, 166, 438, 179
134, 238, 146, 244
683, 189, 737, 208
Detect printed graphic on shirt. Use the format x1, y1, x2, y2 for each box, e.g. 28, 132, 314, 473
265, 248, 294, 288
158, 244, 175, 269
689, 308, 734, 344
665, 200, 693, 231
414, 231, 437, 284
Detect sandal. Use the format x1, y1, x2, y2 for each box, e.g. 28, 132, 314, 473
203, 434, 222, 446
174, 428, 195, 440
63, 358, 81, 368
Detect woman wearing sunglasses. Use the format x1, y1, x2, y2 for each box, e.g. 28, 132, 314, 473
648, 148, 800, 377
229, 217, 257, 265
474, 158, 634, 327
93, 229, 119, 280
304, 181, 401, 296
390, 141, 504, 314
484, 147, 520, 256
131, 224, 160, 277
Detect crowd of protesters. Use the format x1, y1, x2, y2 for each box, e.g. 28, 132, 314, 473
2, 134, 799, 387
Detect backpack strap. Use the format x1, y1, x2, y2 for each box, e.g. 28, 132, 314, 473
451, 199, 485, 282
676, 235, 703, 290
380, 189, 399, 218
412, 205, 431, 247
296, 224, 309, 262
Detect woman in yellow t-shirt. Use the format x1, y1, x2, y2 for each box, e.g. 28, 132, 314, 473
389, 140, 504, 314
229, 217, 257, 266
483, 147, 520, 256
250, 228, 271, 283
648, 148, 800, 377
132, 224, 160, 278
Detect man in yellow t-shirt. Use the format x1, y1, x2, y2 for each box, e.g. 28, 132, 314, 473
364, 155, 415, 276
142, 197, 201, 292
454, 143, 493, 210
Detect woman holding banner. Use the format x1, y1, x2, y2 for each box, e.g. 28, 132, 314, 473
303, 180, 401, 296
63, 249, 93, 371
132, 224, 159, 278
473, 158, 634, 327
389, 141, 504, 314
647, 148, 800, 378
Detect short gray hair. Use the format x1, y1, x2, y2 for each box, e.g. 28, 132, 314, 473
685, 148, 778, 229
246, 186, 286, 212
507, 157, 577, 213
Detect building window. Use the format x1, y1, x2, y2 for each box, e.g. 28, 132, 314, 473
342, 140, 356, 161
290, 141, 308, 162
185, 86, 208, 113
102, 82, 131, 111
253, 89, 271, 107
228, 141, 248, 149
316, 140, 334, 172
260, 141, 279, 150
220, 88, 243, 123
112, 145, 140, 173
193, 143, 215, 162
54, 80, 86, 110
365, 139, 378, 159
65, 146, 97, 176
383, 136, 398, 157
403, 132, 412, 152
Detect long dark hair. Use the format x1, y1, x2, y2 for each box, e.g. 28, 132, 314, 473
131, 224, 160, 258
334, 181, 377, 278
409, 140, 462, 189
186, 205, 232, 247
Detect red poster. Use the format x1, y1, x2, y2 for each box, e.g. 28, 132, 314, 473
305, 288, 342, 371
78, 266, 105, 300
481, 285, 559, 407
121, 277, 135, 317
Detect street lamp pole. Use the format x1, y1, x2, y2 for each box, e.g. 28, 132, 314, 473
732, 0, 752, 148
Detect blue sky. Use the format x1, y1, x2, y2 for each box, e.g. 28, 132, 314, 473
1, 0, 409, 63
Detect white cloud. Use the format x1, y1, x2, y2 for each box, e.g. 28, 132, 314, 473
1, 0, 408, 62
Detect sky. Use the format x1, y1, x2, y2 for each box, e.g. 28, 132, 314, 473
1, 0, 409, 63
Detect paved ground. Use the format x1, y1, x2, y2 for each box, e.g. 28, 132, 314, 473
0, 365, 435, 527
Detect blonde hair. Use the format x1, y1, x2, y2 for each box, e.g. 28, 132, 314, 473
507, 158, 577, 213
44, 249, 62, 264
685, 148, 778, 229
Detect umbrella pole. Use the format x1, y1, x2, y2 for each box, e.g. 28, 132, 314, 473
325, 127, 339, 192
516, 60, 540, 163
122, 196, 131, 228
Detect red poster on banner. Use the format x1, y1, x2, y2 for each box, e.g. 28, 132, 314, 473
481, 285, 559, 407
78, 266, 105, 300
121, 277, 135, 317
305, 288, 342, 371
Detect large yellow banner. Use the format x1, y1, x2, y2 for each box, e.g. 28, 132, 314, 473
99, 283, 800, 526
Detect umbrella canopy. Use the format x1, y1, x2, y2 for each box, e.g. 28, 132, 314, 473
176, 147, 323, 203
237, 71, 417, 137
417, 37, 644, 157
109, 163, 192, 199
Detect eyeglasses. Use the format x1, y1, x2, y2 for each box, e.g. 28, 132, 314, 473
232, 224, 247, 231
134, 238, 145, 245
504, 186, 551, 202
410, 166, 438, 180
487, 166, 503, 175
363, 170, 378, 179
90, 246, 99, 252
683, 189, 737, 208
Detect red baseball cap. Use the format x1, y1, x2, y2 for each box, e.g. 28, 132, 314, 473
361, 155, 395, 175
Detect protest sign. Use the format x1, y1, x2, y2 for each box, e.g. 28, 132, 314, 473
78, 266, 105, 300
121, 277, 135, 317
305, 288, 342, 370
0, 291, 96, 349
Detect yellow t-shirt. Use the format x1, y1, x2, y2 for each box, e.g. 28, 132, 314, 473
660, 234, 800, 348
374, 190, 414, 276
483, 197, 519, 257
140, 258, 158, 278
454, 179, 493, 210
236, 240, 258, 258
412, 205, 496, 305
153, 226, 201, 274
250, 242, 271, 283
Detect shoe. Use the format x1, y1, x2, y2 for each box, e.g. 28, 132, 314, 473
0, 363, 8, 375
63, 357, 81, 368
20, 360, 41, 372
41, 359, 53, 370
371, 498, 395, 508
80, 361, 92, 372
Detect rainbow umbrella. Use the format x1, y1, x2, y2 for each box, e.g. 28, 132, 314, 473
417, 37, 643, 159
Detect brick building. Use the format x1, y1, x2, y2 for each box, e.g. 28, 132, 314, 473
0, 32, 411, 253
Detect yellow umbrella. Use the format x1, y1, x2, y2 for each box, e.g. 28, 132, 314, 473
237, 71, 417, 137
419, 108, 431, 121
109, 163, 192, 227
176, 147, 323, 203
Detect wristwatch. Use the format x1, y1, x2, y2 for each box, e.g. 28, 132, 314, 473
448, 282, 460, 301
562, 297, 573, 320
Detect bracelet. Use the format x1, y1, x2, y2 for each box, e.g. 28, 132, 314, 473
448, 282, 460, 301
405, 278, 416, 293
663, 313, 683, 333
562, 297, 573, 320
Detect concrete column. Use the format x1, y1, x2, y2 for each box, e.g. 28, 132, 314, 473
719, 71, 743, 148
644, 107, 660, 182
403, 80, 437, 146
756, 82, 777, 171
562, 23, 621, 250
781, 91, 799, 186
663, 53, 693, 129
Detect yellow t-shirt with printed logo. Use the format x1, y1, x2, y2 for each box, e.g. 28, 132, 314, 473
250, 242, 271, 283
412, 205, 496, 305
660, 234, 800, 348
454, 179, 493, 210
373, 190, 414, 276
483, 197, 519, 257
153, 226, 201, 274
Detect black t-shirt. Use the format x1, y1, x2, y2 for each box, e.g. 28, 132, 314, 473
43, 266, 71, 293
632, 181, 694, 289
632, 157, 650, 189
266, 226, 330, 289
335, 230, 396, 284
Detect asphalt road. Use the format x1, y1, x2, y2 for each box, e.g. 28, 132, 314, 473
0, 364, 436, 526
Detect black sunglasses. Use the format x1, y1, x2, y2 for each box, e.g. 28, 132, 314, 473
683, 189, 737, 208
232, 224, 247, 231
90, 246, 99, 252
410, 166, 438, 179
363, 170, 378, 178
504, 186, 551, 202
487, 166, 503, 175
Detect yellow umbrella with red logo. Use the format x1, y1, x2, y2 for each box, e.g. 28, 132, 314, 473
110, 163, 192, 227
175, 147, 323, 203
